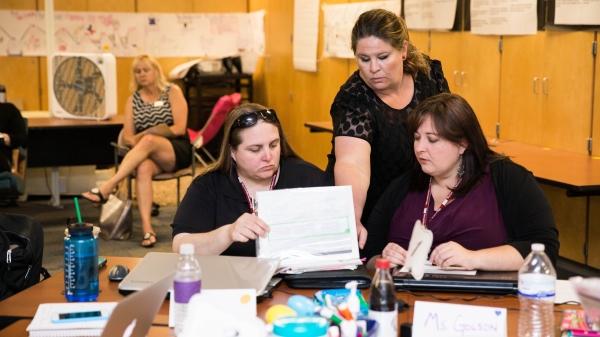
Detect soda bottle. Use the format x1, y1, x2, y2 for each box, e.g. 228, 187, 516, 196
173, 243, 201, 336
64, 223, 99, 302
368, 258, 398, 337
518, 243, 556, 337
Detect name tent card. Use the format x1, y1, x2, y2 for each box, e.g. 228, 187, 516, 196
412, 301, 507, 337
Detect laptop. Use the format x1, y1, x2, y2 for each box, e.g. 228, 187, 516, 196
393, 269, 519, 295
101, 270, 174, 337
118, 252, 280, 296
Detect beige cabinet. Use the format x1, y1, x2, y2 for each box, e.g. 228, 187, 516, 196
430, 32, 501, 138
500, 31, 594, 154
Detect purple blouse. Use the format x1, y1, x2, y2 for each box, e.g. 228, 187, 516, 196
387, 165, 508, 252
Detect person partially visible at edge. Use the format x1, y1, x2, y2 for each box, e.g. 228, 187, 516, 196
0, 103, 28, 173
365, 93, 559, 270
82, 54, 192, 248
171, 103, 333, 256
326, 9, 450, 250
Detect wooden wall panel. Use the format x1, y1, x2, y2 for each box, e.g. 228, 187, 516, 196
136, 0, 192, 13
87, 0, 135, 12
193, 0, 247, 13
40, 0, 87, 11
542, 31, 594, 154
592, 33, 600, 157
0, 57, 41, 110
0, 0, 37, 9
39, 57, 48, 111
429, 32, 462, 93
499, 34, 544, 145
409, 31, 429, 55
541, 185, 587, 264
588, 196, 600, 269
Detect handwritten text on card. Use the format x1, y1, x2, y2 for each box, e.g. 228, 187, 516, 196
412, 301, 507, 337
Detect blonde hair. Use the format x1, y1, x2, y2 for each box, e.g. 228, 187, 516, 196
129, 54, 168, 93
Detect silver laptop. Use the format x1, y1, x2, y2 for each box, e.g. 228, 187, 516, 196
118, 252, 280, 296
102, 270, 174, 337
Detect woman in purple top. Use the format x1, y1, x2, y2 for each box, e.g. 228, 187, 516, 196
364, 93, 559, 270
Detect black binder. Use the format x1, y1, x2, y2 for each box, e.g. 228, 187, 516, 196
284, 264, 372, 289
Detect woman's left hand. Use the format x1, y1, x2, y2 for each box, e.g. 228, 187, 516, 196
429, 241, 477, 270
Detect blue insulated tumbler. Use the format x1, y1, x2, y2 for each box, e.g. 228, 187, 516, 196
64, 223, 99, 302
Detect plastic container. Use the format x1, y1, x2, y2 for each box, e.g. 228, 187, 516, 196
518, 243, 556, 337
272, 316, 329, 337
368, 258, 397, 337
174, 243, 201, 336
64, 223, 98, 302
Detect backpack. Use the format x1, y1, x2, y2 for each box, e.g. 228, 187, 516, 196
0, 213, 50, 300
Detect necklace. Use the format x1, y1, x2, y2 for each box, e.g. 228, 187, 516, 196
238, 169, 278, 214
422, 176, 461, 228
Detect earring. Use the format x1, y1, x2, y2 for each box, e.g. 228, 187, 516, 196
402, 55, 406, 60
457, 154, 465, 178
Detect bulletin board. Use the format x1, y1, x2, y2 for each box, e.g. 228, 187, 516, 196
0, 10, 265, 57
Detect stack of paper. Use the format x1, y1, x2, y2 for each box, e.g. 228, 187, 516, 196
256, 186, 362, 274
27, 302, 117, 337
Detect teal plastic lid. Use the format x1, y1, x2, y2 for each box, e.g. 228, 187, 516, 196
272, 316, 329, 337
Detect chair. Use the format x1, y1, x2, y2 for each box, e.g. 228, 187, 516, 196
111, 130, 195, 207
0, 118, 27, 205
188, 92, 242, 166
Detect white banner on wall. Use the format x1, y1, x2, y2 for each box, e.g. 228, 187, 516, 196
293, 0, 320, 72
470, 0, 537, 35
322, 1, 401, 59
0, 10, 265, 57
404, 0, 457, 31
554, 0, 600, 25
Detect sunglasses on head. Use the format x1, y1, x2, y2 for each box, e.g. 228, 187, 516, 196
231, 109, 279, 131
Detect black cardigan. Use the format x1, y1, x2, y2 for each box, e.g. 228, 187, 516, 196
364, 159, 560, 266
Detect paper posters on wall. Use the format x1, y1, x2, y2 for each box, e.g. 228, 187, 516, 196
293, 0, 320, 72
404, 0, 457, 31
0, 10, 265, 58
322, 1, 401, 59
554, 0, 600, 25
470, 0, 537, 36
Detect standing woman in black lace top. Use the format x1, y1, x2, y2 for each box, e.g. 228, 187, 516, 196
82, 54, 192, 247
326, 9, 450, 249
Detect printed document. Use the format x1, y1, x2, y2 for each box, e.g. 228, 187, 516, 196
256, 186, 361, 273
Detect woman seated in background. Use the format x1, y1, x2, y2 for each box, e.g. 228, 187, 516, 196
171, 103, 333, 256
365, 93, 559, 270
327, 9, 450, 249
82, 54, 192, 247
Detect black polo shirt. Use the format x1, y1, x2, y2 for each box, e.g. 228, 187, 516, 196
171, 157, 334, 256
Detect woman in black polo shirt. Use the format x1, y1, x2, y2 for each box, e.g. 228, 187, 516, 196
171, 103, 333, 256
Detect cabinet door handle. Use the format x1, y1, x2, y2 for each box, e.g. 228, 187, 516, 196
460, 71, 465, 86
542, 77, 549, 95
453, 71, 458, 86
533, 77, 538, 94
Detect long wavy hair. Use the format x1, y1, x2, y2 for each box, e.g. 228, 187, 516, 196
207, 103, 300, 178
351, 9, 429, 77
407, 93, 506, 195
129, 54, 168, 93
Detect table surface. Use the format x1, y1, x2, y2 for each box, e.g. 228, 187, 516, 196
27, 115, 124, 128
304, 120, 600, 193
0, 256, 579, 336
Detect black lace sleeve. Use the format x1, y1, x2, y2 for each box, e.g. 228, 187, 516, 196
330, 72, 375, 144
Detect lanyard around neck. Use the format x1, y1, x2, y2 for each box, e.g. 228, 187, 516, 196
238, 170, 278, 214
422, 176, 461, 228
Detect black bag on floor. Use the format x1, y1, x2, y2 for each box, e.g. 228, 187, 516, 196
0, 213, 50, 300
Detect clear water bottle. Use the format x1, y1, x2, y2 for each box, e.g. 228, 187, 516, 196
64, 223, 99, 302
368, 258, 398, 337
0, 84, 6, 103
518, 243, 556, 337
174, 243, 201, 336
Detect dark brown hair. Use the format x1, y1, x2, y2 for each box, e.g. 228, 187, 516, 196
208, 103, 300, 176
351, 9, 429, 77
407, 93, 505, 195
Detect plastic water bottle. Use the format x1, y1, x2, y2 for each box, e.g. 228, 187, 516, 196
174, 243, 201, 336
63, 223, 99, 302
518, 243, 556, 337
368, 258, 398, 337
